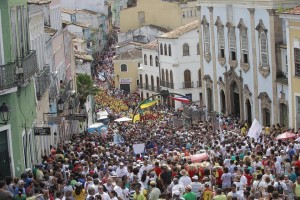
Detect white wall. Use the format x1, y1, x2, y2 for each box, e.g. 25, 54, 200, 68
60, 0, 105, 13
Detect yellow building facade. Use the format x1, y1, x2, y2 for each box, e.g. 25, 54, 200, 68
281, 6, 300, 129
119, 0, 198, 33
113, 49, 142, 93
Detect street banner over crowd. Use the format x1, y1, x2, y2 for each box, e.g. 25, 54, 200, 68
247, 119, 262, 141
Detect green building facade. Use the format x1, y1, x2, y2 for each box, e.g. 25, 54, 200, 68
0, 0, 38, 179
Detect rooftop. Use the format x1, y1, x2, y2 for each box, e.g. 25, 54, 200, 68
148, 24, 172, 33
74, 51, 93, 61
76, 9, 99, 15
61, 8, 77, 15
73, 21, 91, 28
116, 40, 144, 48
142, 40, 158, 50
114, 48, 142, 60
159, 20, 199, 39
27, 0, 51, 4
284, 5, 300, 15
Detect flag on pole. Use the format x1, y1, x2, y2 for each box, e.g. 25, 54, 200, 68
247, 119, 262, 141
133, 114, 140, 123
168, 96, 190, 103
140, 99, 159, 109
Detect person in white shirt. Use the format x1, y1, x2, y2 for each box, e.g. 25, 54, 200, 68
114, 180, 129, 200
97, 185, 111, 200
139, 160, 153, 175
86, 187, 96, 200
116, 162, 129, 178
171, 178, 185, 197
179, 170, 191, 187
103, 178, 114, 193
190, 176, 203, 199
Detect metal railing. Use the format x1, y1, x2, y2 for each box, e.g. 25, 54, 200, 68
160, 80, 174, 89
35, 65, 51, 100
19, 50, 38, 84
0, 62, 17, 91
137, 83, 143, 89
182, 81, 194, 89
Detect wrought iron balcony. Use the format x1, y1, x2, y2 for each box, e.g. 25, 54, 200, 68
18, 50, 38, 84
160, 80, 166, 87
144, 83, 150, 90
61, 80, 73, 100
137, 83, 143, 89
35, 65, 51, 100
160, 80, 174, 89
182, 81, 194, 89
153, 86, 161, 93
0, 62, 17, 91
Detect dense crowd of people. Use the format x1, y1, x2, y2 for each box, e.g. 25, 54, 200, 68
3, 37, 300, 200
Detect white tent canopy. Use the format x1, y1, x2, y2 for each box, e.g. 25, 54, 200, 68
114, 117, 132, 122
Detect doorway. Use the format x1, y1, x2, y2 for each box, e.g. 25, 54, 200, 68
263, 108, 271, 126
245, 99, 252, 123
220, 90, 226, 114
120, 84, 130, 94
207, 88, 213, 111
230, 81, 240, 117
0, 130, 12, 180
279, 103, 288, 127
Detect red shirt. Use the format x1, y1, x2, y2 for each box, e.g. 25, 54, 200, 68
244, 174, 253, 186
294, 160, 300, 168
153, 167, 163, 176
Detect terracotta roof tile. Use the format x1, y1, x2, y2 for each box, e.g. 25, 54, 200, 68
159, 20, 199, 39
142, 40, 158, 50
114, 49, 142, 60
287, 5, 300, 15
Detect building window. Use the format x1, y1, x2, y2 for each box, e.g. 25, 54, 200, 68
164, 44, 167, 55
228, 26, 236, 61
295, 48, 300, 77
155, 56, 159, 67
120, 64, 127, 72
198, 69, 202, 87
218, 26, 225, 59
183, 11, 185, 18
241, 29, 248, 64
197, 43, 200, 55
168, 44, 172, 56
160, 43, 163, 55
260, 32, 268, 67
183, 43, 189, 56
161, 69, 165, 82
144, 54, 147, 65
184, 70, 192, 88
149, 55, 153, 66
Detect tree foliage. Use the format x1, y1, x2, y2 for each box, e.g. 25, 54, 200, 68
76, 74, 99, 106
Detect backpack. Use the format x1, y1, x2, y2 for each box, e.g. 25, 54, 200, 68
276, 182, 284, 194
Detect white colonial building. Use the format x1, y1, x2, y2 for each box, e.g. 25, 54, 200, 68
198, 0, 299, 126
158, 20, 202, 109
138, 40, 160, 99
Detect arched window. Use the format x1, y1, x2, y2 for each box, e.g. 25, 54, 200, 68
151, 75, 154, 90
183, 11, 185, 18
164, 44, 167, 55
160, 43, 163, 55
241, 29, 248, 64
161, 69, 165, 81
168, 44, 172, 56
184, 70, 192, 88
139, 74, 143, 85
155, 56, 159, 67
260, 32, 268, 67
197, 43, 200, 55
170, 70, 173, 89
149, 55, 153, 66
145, 74, 149, 89
183, 43, 189, 56
144, 54, 147, 65
228, 26, 236, 61
166, 69, 169, 83
218, 27, 225, 59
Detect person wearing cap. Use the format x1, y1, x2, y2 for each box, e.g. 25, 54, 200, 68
179, 169, 192, 187
191, 175, 202, 200
171, 178, 185, 197
172, 190, 185, 200
116, 162, 129, 178
148, 181, 161, 200
183, 185, 196, 200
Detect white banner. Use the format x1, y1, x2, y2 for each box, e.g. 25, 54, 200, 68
247, 119, 262, 141
133, 143, 145, 155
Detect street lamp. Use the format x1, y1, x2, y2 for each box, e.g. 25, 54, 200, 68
57, 98, 64, 113
0, 103, 11, 124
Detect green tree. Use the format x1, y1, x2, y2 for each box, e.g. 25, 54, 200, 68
76, 74, 99, 106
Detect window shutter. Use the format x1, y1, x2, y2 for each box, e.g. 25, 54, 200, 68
241, 30, 248, 53
295, 48, 300, 63
229, 28, 236, 51
204, 25, 210, 54
218, 28, 224, 47
261, 32, 268, 66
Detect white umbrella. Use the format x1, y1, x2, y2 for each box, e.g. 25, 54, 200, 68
114, 117, 132, 122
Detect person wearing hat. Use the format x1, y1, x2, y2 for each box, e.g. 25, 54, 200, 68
171, 178, 185, 197
183, 185, 196, 200
191, 176, 202, 200
201, 183, 213, 200
148, 181, 161, 200
179, 169, 192, 187
116, 162, 129, 178
172, 190, 185, 200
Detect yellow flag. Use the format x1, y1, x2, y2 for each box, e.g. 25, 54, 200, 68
140, 99, 159, 109
133, 114, 140, 123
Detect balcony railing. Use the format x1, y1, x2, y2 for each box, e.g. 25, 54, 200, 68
182, 81, 194, 89
61, 80, 73, 100
137, 83, 143, 89
160, 80, 174, 89
19, 50, 38, 84
35, 65, 51, 100
0, 62, 17, 91
144, 84, 150, 90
